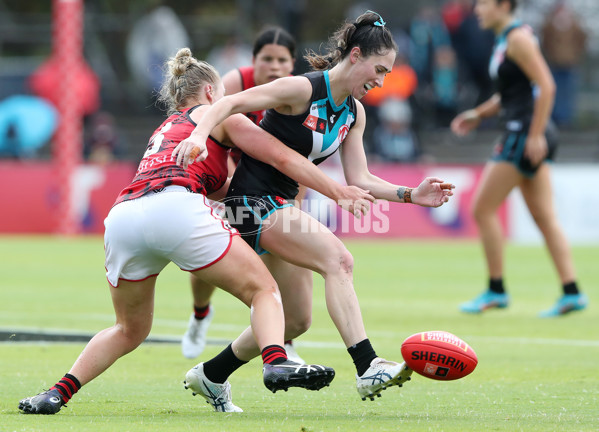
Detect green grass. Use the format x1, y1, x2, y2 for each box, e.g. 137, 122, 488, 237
1, 235, 598, 431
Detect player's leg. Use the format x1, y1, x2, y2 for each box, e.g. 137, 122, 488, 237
193, 256, 313, 382
261, 206, 366, 346
184, 235, 334, 411
71, 278, 157, 384
473, 161, 521, 279
190, 273, 216, 309
262, 253, 312, 363
19, 195, 165, 415
19, 277, 157, 414
461, 161, 521, 313
192, 235, 285, 349
258, 206, 411, 400
278, 184, 310, 362
520, 163, 588, 316
181, 274, 216, 358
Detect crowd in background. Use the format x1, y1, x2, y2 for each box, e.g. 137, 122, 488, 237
0, 0, 593, 163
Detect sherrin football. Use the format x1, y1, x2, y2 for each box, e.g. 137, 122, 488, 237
400, 331, 478, 381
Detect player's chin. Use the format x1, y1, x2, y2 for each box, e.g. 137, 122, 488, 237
354, 88, 368, 100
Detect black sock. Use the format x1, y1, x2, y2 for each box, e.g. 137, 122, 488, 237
202, 344, 247, 384
261, 345, 288, 365
347, 339, 377, 376
193, 304, 210, 320
489, 278, 505, 294
563, 281, 579, 295
51, 373, 81, 403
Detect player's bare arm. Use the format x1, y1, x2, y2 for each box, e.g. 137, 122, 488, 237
172, 77, 312, 168
341, 102, 454, 207
221, 112, 374, 217
450, 94, 501, 137
507, 27, 555, 165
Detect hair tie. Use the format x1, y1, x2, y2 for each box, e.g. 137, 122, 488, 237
366, 10, 386, 27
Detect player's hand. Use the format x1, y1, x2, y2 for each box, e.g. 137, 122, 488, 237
450, 110, 481, 137
412, 177, 455, 208
336, 185, 375, 218
171, 134, 209, 169
524, 134, 548, 167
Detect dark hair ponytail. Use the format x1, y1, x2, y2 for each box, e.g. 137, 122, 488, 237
253, 26, 296, 58
304, 10, 397, 71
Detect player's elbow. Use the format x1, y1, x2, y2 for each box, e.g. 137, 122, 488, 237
344, 173, 370, 191
540, 77, 556, 100
271, 152, 295, 174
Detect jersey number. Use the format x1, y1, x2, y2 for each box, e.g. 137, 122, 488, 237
143, 122, 172, 158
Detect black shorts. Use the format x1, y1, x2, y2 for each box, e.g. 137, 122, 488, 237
223, 195, 293, 255
491, 120, 558, 177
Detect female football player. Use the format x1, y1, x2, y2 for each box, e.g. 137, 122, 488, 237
18, 48, 374, 414
451, 0, 587, 316
181, 26, 306, 363
173, 11, 455, 407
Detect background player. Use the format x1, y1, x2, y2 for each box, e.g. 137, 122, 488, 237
450, 0, 588, 317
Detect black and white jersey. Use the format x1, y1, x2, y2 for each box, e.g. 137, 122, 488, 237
489, 21, 535, 123
228, 70, 358, 200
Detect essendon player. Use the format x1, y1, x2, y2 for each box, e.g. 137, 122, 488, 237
18, 48, 375, 415
222, 26, 296, 168
181, 26, 308, 364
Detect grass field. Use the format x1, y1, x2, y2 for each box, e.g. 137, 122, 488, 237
1, 235, 598, 431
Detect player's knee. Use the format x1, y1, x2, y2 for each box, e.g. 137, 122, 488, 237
472, 203, 490, 224
114, 322, 150, 352
285, 314, 311, 338
528, 208, 552, 230
320, 244, 354, 277
244, 275, 281, 305
336, 247, 355, 275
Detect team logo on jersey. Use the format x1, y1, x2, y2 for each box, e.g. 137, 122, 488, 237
274, 196, 288, 205
303, 114, 327, 133
338, 124, 350, 142
328, 112, 341, 130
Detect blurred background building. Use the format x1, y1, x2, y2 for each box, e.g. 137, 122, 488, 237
1, 0, 598, 163
1, 0, 598, 241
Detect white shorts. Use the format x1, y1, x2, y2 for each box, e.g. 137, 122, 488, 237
104, 186, 238, 287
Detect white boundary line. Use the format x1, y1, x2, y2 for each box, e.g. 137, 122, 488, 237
1, 328, 598, 348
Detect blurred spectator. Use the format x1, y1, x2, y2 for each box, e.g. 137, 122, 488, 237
410, 4, 452, 82
206, 36, 253, 76
84, 112, 122, 164
372, 98, 423, 163
409, 4, 458, 128
541, 0, 588, 127
445, 0, 495, 106
361, 41, 418, 152
441, 0, 471, 34
432, 45, 458, 126
361, 51, 418, 106
0, 95, 57, 159
126, 3, 191, 93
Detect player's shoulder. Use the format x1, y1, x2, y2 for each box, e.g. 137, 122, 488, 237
507, 24, 539, 57
507, 24, 535, 45
268, 75, 313, 96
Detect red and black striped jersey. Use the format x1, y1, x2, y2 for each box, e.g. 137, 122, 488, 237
114, 105, 230, 206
